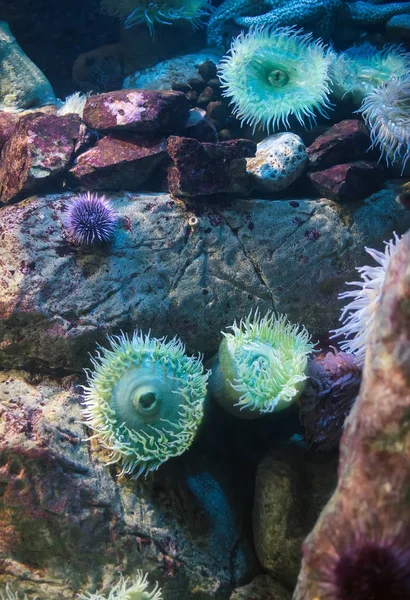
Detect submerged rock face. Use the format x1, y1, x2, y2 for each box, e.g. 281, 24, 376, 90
293, 230, 410, 600
0, 187, 409, 373
0, 370, 254, 599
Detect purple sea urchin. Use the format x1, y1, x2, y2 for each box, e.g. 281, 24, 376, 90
330, 234, 401, 366
218, 27, 333, 133
100, 0, 212, 35
208, 310, 314, 418
81, 331, 209, 478
359, 75, 410, 173
65, 192, 118, 245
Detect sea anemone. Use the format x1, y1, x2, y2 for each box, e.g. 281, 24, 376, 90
100, 0, 212, 35
65, 192, 118, 246
331, 43, 410, 104
330, 233, 401, 367
299, 348, 361, 451
78, 571, 162, 600
57, 91, 90, 117
208, 310, 314, 418
312, 515, 410, 600
218, 26, 333, 133
0, 584, 33, 600
358, 75, 410, 173
81, 331, 209, 478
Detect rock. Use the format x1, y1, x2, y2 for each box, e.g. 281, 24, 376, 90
0, 187, 409, 372
72, 43, 125, 94
123, 49, 222, 91
0, 370, 254, 599
196, 85, 215, 107
309, 160, 386, 202
82, 89, 190, 134
167, 136, 256, 197
0, 21, 56, 112
182, 108, 218, 143
0, 113, 85, 203
307, 120, 372, 170
0, 111, 19, 151
253, 445, 338, 589
293, 230, 410, 600
69, 135, 168, 190
229, 574, 292, 600
198, 59, 218, 81
246, 133, 308, 193
206, 100, 231, 130
386, 13, 410, 41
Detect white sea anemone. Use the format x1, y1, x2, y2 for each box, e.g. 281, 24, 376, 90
77, 571, 162, 600
218, 26, 333, 133
57, 91, 91, 117
0, 584, 33, 600
330, 233, 402, 366
359, 75, 410, 173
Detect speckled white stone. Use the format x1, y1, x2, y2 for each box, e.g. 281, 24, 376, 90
247, 133, 308, 193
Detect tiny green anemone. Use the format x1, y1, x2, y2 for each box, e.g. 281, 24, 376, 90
218, 26, 333, 133
208, 311, 314, 419
100, 0, 212, 35
78, 571, 162, 600
81, 331, 209, 478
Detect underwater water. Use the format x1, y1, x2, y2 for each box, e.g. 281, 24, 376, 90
1, 0, 410, 598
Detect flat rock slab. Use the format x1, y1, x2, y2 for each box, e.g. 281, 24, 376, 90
0, 187, 409, 372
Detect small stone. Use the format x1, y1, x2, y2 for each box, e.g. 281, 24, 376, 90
70, 135, 167, 190
186, 90, 198, 105
172, 82, 191, 93
206, 101, 230, 129
218, 129, 233, 141
247, 133, 308, 193
307, 120, 373, 170
197, 86, 214, 107
82, 89, 190, 134
198, 59, 217, 81
182, 108, 218, 143
206, 77, 222, 94
167, 135, 256, 197
187, 77, 206, 93
309, 160, 386, 202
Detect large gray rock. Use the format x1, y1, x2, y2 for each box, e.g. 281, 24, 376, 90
229, 575, 292, 600
0, 370, 254, 599
0, 186, 409, 372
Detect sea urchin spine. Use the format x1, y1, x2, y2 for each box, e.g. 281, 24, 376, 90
65, 191, 118, 245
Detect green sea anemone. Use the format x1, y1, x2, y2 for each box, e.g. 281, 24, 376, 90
81, 331, 209, 478
331, 43, 410, 105
78, 571, 162, 600
208, 311, 314, 419
100, 0, 212, 35
218, 26, 333, 133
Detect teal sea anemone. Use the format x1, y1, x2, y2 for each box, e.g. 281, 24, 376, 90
208, 311, 314, 419
331, 43, 410, 104
100, 0, 212, 35
81, 331, 209, 478
78, 571, 162, 600
218, 27, 333, 133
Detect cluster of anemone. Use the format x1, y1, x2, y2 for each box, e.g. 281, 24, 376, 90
218, 26, 334, 133
331, 234, 402, 367
100, 0, 212, 35
78, 571, 162, 600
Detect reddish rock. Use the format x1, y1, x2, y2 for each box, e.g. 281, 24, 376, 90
294, 230, 410, 600
0, 113, 85, 204
70, 135, 167, 190
0, 112, 20, 151
82, 89, 190, 133
307, 120, 373, 170
167, 136, 256, 197
182, 108, 218, 143
309, 160, 385, 202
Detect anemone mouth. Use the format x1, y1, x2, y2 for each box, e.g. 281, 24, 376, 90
81, 331, 209, 477
223, 310, 314, 413
218, 26, 333, 133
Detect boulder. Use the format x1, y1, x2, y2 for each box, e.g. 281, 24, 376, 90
82, 89, 190, 134
229, 575, 292, 600
307, 120, 373, 170
309, 161, 386, 203
182, 108, 218, 143
167, 136, 256, 197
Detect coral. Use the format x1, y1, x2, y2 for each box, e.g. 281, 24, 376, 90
0, 21, 56, 112
359, 75, 410, 173
78, 571, 162, 600
331, 43, 410, 104
208, 310, 314, 418
64, 192, 118, 245
218, 27, 333, 133
81, 331, 209, 477
331, 233, 401, 367
57, 91, 91, 117
206, 0, 410, 49
299, 349, 361, 451
100, 0, 212, 35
